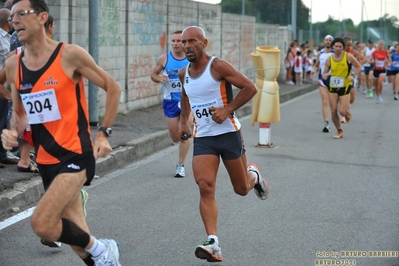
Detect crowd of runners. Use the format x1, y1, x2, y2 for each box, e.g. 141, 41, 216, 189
285, 36, 398, 139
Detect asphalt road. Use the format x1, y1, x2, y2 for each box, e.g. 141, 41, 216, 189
1, 87, 398, 266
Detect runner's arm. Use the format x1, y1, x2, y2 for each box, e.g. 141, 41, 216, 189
0, 84, 11, 100
211, 59, 256, 115
322, 57, 331, 79
387, 52, 393, 65
369, 52, 375, 64
353, 50, 368, 65
311, 51, 320, 74
65, 44, 120, 130
178, 67, 192, 140
178, 67, 190, 127
5, 55, 28, 135
150, 54, 168, 83
348, 53, 361, 77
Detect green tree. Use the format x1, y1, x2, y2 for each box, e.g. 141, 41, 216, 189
221, 0, 310, 28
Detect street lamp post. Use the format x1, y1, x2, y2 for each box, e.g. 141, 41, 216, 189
291, 0, 297, 40
360, 0, 363, 42
309, 0, 312, 41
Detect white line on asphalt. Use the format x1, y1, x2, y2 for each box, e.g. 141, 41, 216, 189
0, 146, 178, 231
0, 207, 35, 230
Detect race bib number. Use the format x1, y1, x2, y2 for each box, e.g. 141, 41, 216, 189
192, 99, 218, 126
330, 77, 344, 88
392, 61, 399, 66
168, 77, 182, 93
169, 80, 182, 90
376, 61, 384, 68
21, 88, 61, 124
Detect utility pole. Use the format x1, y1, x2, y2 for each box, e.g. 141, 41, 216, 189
309, 0, 312, 41
88, 0, 99, 126
379, 0, 382, 34
242, 0, 245, 15
291, 0, 297, 40
360, 0, 363, 42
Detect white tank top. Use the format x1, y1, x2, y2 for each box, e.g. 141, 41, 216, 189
184, 57, 241, 138
318, 48, 334, 79
364, 47, 375, 67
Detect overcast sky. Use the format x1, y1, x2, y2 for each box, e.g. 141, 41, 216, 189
296, 0, 398, 25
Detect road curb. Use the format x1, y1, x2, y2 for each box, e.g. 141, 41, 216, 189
0, 84, 317, 219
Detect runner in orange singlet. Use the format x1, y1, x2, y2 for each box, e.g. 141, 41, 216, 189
370, 40, 389, 103
1, 1, 121, 265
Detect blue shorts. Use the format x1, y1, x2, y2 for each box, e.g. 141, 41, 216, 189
163, 99, 181, 118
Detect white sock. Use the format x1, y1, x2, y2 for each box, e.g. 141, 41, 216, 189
86, 237, 107, 257
208, 235, 219, 245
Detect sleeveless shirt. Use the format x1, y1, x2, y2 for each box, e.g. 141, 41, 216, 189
329, 52, 352, 88
163, 52, 189, 101
318, 48, 334, 79
184, 57, 241, 138
390, 51, 399, 71
16, 43, 93, 164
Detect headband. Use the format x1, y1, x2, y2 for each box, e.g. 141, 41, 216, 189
325, 35, 334, 41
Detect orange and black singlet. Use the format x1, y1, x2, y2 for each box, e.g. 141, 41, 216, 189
16, 43, 93, 165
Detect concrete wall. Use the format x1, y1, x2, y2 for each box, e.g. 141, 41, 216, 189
36, 0, 292, 115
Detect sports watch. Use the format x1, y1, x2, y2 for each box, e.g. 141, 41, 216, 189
98, 127, 112, 137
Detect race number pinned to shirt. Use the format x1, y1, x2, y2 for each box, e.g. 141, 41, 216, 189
192, 99, 218, 126
330, 77, 344, 88
21, 88, 61, 124
375, 60, 384, 68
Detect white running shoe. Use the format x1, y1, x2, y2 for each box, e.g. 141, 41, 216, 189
248, 164, 270, 200
92, 239, 121, 266
174, 164, 185, 178
195, 238, 222, 262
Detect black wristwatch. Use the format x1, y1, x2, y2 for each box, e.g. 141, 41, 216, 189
98, 127, 112, 137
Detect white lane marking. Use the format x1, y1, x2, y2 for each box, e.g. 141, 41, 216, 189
0, 207, 35, 230
0, 146, 178, 231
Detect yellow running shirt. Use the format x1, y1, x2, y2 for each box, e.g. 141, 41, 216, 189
329, 51, 352, 89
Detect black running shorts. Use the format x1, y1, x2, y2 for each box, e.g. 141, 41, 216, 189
193, 130, 245, 160
372, 69, 386, 79
328, 85, 352, 97
37, 151, 96, 190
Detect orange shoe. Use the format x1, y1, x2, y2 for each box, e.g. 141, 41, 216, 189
345, 112, 352, 122
340, 117, 346, 123
333, 130, 343, 139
